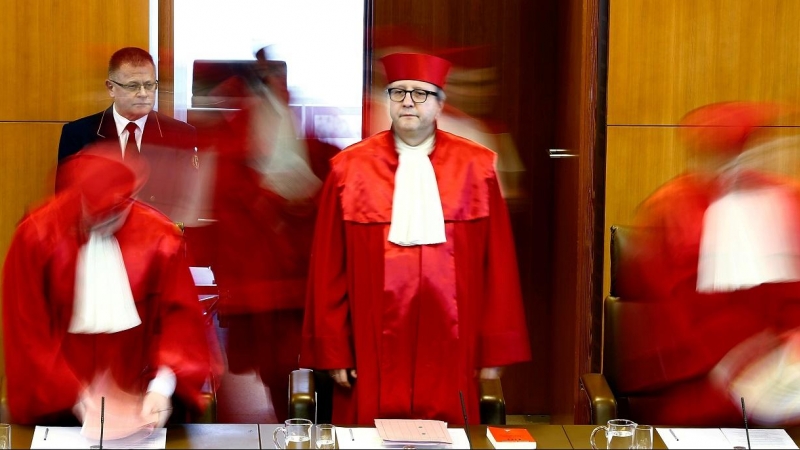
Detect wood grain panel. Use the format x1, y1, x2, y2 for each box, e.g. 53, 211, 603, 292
608, 0, 800, 126
549, 0, 603, 424
0, 1, 149, 122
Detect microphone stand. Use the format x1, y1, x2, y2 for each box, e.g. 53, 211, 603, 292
459, 391, 472, 449
741, 397, 751, 450
99, 396, 105, 450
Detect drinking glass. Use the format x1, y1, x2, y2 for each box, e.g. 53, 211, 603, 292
314, 424, 336, 449
589, 418, 636, 449
273, 418, 313, 449
0, 424, 9, 449
632, 424, 653, 449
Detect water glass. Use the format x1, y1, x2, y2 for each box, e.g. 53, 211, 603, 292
314, 424, 336, 449
0, 424, 9, 449
632, 424, 653, 449
589, 418, 636, 449
273, 418, 313, 449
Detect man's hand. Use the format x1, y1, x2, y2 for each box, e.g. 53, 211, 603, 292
141, 392, 172, 428
329, 369, 357, 388
479, 367, 504, 379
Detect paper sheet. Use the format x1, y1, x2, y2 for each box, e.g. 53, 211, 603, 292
336, 427, 471, 449
657, 427, 799, 449
30, 426, 167, 449
720, 428, 799, 449
656, 428, 731, 449
376, 419, 452, 445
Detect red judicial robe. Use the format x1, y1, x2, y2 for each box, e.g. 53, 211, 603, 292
300, 129, 531, 425
618, 172, 800, 426
208, 95, 338, 421
2, 194, 218, 425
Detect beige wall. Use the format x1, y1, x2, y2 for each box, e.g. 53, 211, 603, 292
0, 1, 150, 375
604, 0, 800, 296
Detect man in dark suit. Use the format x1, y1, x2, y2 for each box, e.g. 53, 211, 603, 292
57, 46, 200, 224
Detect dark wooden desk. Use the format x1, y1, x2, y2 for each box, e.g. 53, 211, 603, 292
260, 423, 571, 449
11, 423, 260, 449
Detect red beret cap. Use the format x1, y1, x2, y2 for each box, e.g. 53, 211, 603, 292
679, 101, 782, 154
58, 142, 149, 218
381, 52, 452, 89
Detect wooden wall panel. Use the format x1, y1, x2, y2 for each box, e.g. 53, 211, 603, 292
604, 0, 800, 298
0, 0, 149, 122
608, 0, 800, 126
0, 124, 61, 257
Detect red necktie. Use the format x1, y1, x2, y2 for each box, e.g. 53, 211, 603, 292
124, 122, 139, 161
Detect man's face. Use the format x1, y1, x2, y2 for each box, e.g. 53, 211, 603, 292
387, 80, 443, 142
106, 62, 157, 121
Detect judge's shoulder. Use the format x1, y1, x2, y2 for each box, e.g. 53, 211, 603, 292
335, 128, 494, 161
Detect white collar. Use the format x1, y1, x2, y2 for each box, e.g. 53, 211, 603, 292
111, 106, 148, 136
387, 133, 446, 246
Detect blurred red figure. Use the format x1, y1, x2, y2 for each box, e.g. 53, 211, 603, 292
435, 45, 526, 199
3, 144, 219, 426
208, 50, 338, 422
617, 101, 800, 426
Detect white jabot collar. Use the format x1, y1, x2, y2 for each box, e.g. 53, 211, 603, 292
70, 209, 142, 334
697, 185, 800, 292
388, 133, 446, 246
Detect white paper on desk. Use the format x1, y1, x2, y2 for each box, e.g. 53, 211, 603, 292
721, 428, 799, 449
336, 427, 471, 449
30, 426, 167, 449
376, 419, 452, 445
656, 427, 731, 449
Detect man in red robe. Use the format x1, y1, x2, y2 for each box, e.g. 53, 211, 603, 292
300, 52, 531, 425
2, 145, 219, 426
617, 101, 800, 426
206, 54, 338, 422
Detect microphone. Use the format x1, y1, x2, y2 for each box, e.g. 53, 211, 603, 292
459, 391, 472, 449
99, 396, 105, 450
741, 397, 751, 450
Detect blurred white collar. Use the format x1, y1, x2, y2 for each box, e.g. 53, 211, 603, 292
69, 231, 141, 334
697, 186, 800, 292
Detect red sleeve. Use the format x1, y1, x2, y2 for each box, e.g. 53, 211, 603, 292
2, 220, 84, 424
151, 232, 221, 412
477, 172, 532, 367
299, 169, 354, 369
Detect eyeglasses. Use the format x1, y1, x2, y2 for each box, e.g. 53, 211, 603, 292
109, 79, 159, 93
387, 88, 439, 104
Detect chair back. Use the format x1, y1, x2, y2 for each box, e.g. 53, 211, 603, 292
603, 225, 677, 421
603, 225, 654, 418
604, 224, 637, 391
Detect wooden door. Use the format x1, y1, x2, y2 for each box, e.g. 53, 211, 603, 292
368, 0, 605, 421
547, 0, 605, 423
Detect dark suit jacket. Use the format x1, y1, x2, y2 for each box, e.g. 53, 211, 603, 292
57, 106, 202, 223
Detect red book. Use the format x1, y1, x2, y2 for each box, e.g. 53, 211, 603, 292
486, 426, 537, 449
